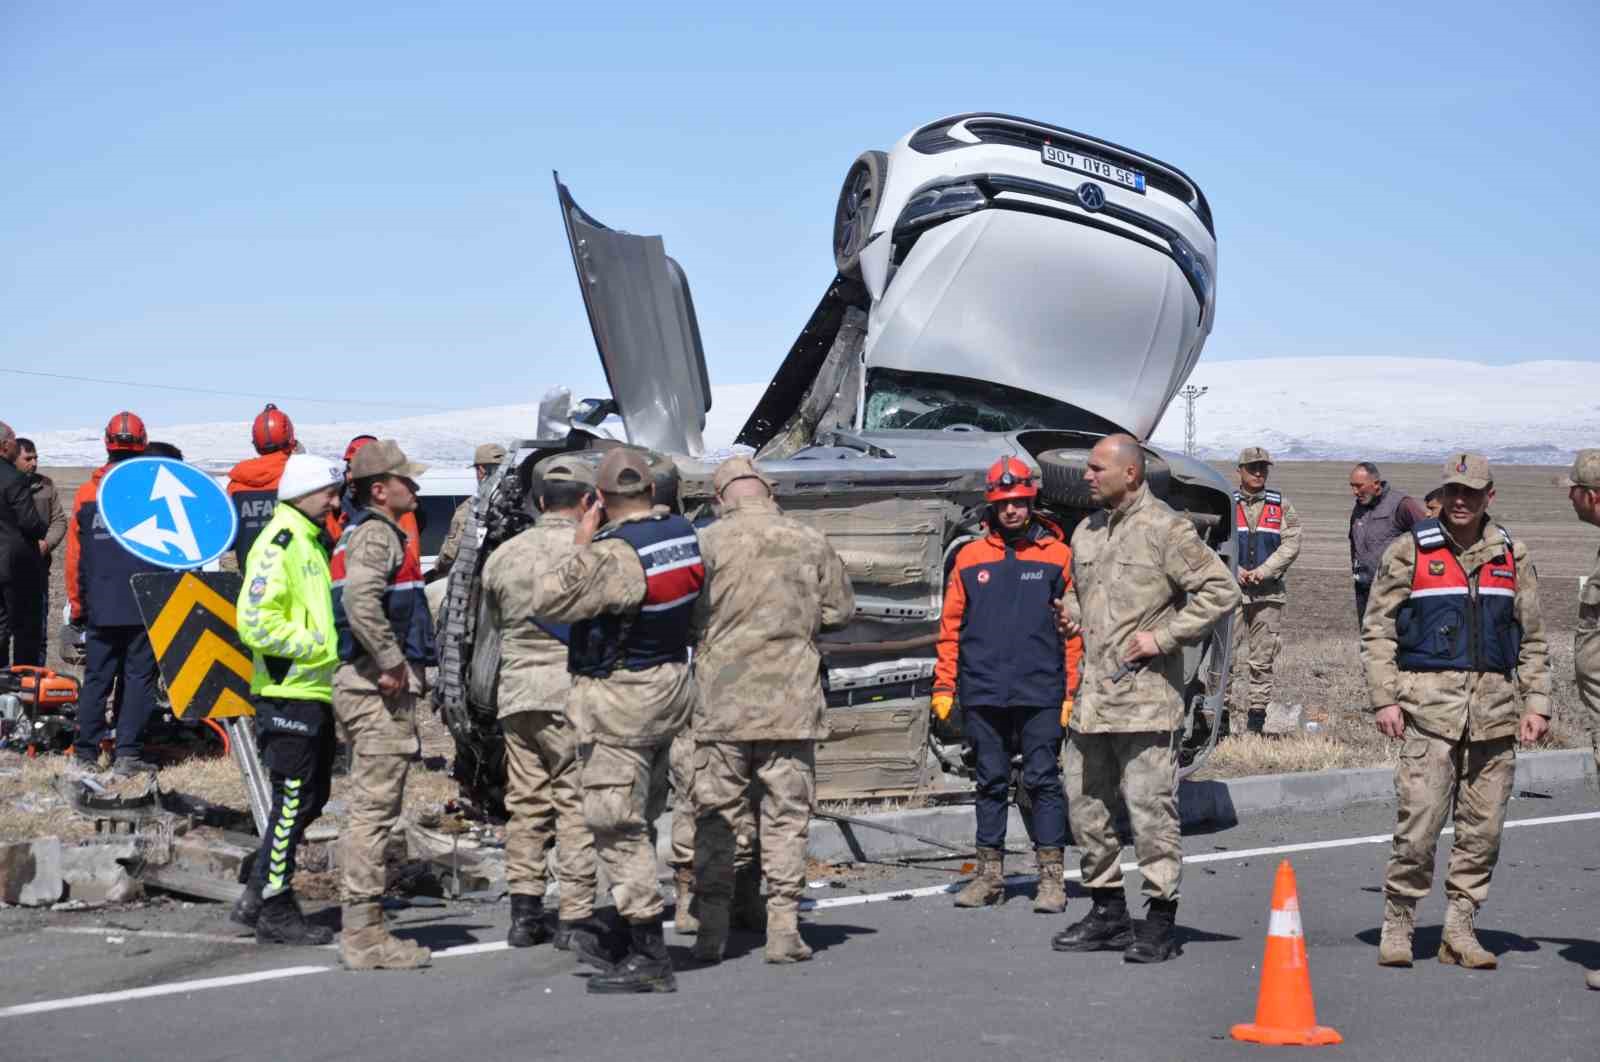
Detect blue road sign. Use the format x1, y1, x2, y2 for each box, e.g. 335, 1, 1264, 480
97, 458, 238, 570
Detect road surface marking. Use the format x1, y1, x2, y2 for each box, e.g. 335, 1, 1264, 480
5, 808, 1595, 1019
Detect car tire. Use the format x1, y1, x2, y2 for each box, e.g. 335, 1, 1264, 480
1036, 448, 1096, 507
833, 150, 888, 278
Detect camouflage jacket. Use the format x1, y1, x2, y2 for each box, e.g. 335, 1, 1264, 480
432, 498, 471, 580
1361, 518, 1550, 741
482, 514, 580, 719
528, 510, 691, 747
336, 514, 426, 695
1067, 483, 1240, 733
1577, 549, 1600, 727
1236, 490, 1302, 603
690, 495, 855, 741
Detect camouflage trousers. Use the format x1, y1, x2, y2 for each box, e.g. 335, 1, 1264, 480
694, 740, 814, 915
1230, 601, 1283, 713
1385, 730, 1515, 906
580, 739, 671, 924
503, 710, 597, 921
330, 674, 421, 903
1064, 730, 1181, 902
669, 730, 757, 871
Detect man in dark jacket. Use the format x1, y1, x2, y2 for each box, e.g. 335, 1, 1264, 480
1349, 462, 1427, 620
0, 420, 49, 668
933, 456, 1082, 914
16, 438, 67, 665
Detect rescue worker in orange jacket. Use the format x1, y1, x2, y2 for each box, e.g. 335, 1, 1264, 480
934, 456, 1083, 914
226, 403, 297, 568
326, 435, 421, 569
64, 412, 166, 774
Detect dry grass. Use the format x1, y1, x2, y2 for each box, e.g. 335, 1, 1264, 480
0, 755, 97, 843
157, 756, 249, 808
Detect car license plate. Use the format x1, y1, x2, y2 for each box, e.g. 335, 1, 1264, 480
1041, 144, 1146, 193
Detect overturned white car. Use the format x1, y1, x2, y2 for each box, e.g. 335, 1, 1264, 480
437, 113, 1232, 814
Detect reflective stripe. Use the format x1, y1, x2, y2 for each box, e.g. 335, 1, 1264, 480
1409, 587, 1469, 598
636, 535, 698, 557
1479, 587, 1516, 597
1267, 907, 1303, 938
640, 591, 701, 613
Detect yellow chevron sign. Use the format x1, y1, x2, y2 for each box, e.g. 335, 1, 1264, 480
132, 572, 255, 720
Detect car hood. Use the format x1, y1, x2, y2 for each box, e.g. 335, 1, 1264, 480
554, 173, 713, 456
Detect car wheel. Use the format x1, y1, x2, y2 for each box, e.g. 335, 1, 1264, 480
1036, 448, 1096, 507
833, 150, 887, 278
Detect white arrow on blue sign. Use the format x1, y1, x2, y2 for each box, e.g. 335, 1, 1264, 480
97, 458, 238, 570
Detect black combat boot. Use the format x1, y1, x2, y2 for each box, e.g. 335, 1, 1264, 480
231, 882, 263, 929
560, 917, 621, 971
1246, 710, 1267, 736
1124, 898, 1180, 963
255, 891, 335, 946
1051, 887, 1133, 952
507, 893, 550, 948
586, 918, 677, 995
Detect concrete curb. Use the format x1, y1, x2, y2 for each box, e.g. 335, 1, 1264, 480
801, 748, 1597, 864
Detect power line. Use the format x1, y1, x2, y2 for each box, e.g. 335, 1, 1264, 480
1, 367, 459, 412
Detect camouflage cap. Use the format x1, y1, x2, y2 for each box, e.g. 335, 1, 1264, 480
471, 443, 507, 467
1237, 447, 1273, 466
350, 438, 427, 481
1440, 451, 1491, 490
595, 447, 654, 496
713, 455, 776, 495
1559, 449, 1600, 490
536, 453, 596, 486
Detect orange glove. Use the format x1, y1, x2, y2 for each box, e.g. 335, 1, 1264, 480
931, 693, 954, 721
1059, 698, 1074, 728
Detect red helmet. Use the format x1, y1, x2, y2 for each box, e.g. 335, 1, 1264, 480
251, 403, 295, 454
104, 411, 148, 454
985, 456, 1037, 503
343, 434, 378, 463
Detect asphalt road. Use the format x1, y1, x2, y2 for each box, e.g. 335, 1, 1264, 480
3, 785, 1597, 1062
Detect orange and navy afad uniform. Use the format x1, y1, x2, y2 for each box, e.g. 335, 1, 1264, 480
935, 518, 1083, 707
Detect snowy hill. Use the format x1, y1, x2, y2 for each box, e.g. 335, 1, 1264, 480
29, 358, 1597, 468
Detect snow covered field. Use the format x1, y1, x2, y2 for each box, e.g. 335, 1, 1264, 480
28, 358, 1596, 468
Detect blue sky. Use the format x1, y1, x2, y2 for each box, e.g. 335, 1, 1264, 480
4, 1, 1596, 433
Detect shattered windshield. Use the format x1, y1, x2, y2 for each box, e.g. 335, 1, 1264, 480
863, 368, 1113, 433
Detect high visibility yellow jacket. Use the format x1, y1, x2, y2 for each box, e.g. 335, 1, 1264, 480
237, 503, 337, 702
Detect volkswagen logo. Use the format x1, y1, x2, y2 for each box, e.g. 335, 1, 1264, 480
1078, 182, 1106, 211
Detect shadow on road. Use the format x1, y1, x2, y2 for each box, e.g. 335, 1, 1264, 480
402, 922, 496, 950
1531, 934, 1600, 973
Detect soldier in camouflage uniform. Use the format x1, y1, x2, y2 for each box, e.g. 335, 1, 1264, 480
481, 455, 600, 956
1228, 447, 1302, 735
1363, 453, 1550, 970
428, 442, 505, 585
329, 440, 436, 971
529, 448, 701, 995
687, 457, 854, 964
1053, 434, 1239, 964
1558, 450, 1600, 991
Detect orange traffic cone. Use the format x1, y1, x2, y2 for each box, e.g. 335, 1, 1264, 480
1231, 860, 1342, 1047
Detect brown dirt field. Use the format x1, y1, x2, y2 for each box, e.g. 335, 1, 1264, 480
1202, 460, 1597, 777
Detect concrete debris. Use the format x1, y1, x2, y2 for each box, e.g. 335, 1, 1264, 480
0, 836, 64, 906
403, 819, 505, 896
60, 839, 144, 906
1263, 701, 1306, 736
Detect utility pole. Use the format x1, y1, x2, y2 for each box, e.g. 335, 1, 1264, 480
1179, 385, 1208, 458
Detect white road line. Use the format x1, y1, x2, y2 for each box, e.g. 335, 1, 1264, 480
0, 966, 330, 1018
6, 809, 1596, 1020
45, 927, 259, 946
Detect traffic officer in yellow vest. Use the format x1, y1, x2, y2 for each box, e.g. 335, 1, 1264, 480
688, 456, 854, 965
480, 454, 601, 957
528, 447, 701, 995
330, 439, 436, 971
1229, 447, 1302, 735
1363, 453, 1550, 969
233, 453, 344, 945
1559, 449, 1600, 991
1053, 434, 1238, 963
